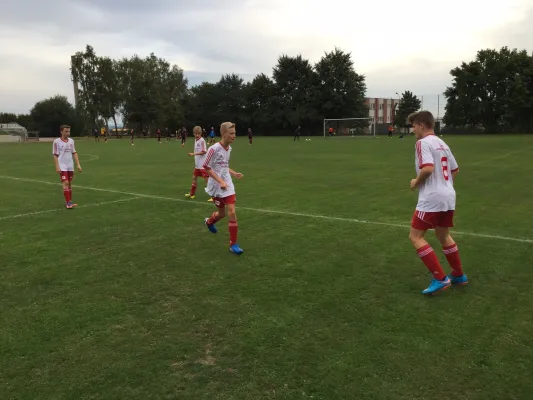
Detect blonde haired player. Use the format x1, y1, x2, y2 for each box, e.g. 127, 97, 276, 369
408, 111, 467, 295
52, 125, 82, 209
203, 122, 244, 254
185, 126, 213, 202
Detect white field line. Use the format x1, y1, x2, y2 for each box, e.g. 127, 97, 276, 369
0, 197, 139, 221
469, 147, 533, 166
0, 175, 531, 244
0, 153, 100, 173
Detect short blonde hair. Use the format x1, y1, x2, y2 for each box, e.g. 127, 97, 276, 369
60, 125, 71, 131
193, 125, 202, 135
220, 122, 235, 134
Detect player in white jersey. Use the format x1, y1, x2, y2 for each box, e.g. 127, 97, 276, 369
407, 111, 467, 295
185, 126, 213, 202
203, 122, 244, 255
52, 125, 82, 209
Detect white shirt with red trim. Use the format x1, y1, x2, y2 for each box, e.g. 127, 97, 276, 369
52, 138, 76, 171
194, 137, 207, 169
415, 134, 459, 212
203, 142, 235, 198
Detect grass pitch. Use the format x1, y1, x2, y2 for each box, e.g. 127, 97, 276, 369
1, 135, 532, 399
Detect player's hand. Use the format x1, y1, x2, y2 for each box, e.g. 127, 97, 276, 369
188, 152, 194, 156
234, 172, 243, 180
78, 165, 82, 172
220, 181, 228, 190
55, 166, 61, 173
410, 179, 417, 190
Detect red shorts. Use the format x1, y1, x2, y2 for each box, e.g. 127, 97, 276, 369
212, 194, 236, 209
193, 168, 209, 178
411, 210, 454, 230
59, 171, 74, 182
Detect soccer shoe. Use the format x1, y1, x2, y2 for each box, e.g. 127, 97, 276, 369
185, 193, 195, 199
448, 274, 468, 286
204, 218, 217, 233
229, 243, 244, 255
422, 277, 451, 295
65, 202, 78, 209
207, 198, 214, 202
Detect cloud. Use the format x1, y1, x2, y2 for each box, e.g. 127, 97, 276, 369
0, 0, 532, 114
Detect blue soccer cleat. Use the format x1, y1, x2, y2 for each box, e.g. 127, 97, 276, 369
229, 243, 243, 255
204, 218, 217, 233
422, 277, 451, 295
448, 274, 468, 286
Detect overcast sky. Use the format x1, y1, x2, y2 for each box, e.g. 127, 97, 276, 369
1, 0, 532, 115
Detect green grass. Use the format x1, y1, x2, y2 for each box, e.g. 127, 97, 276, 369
1, 135, 533, 400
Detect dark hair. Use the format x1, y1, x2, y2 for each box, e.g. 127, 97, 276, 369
407, 111, 434, 129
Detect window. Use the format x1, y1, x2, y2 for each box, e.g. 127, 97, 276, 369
379, 116, 383, 122
379, 104, 383, 110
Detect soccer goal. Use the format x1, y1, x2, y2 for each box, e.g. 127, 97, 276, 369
323, 117, 376, 138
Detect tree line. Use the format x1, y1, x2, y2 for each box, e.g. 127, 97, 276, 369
3, 45, 533, 136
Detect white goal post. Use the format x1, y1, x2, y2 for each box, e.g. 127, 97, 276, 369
323, 117, 376, 138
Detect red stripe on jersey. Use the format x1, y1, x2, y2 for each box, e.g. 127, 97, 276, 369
451, 168, 459, 173
419, 163, 434, 169
416, 141, 422, 167
203, 147, 215, 169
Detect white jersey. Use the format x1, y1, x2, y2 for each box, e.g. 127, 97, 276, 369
415, 134, 459, 212
52, 138, 77, 171
203, 142, 235, 198
194, 137, 207, 169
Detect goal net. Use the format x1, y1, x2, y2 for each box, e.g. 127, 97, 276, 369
323, 117, 376, 138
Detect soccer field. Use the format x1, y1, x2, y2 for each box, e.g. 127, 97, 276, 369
1, 135, 532, 399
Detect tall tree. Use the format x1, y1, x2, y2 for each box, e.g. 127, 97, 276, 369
94, 56, 121, 132
272, 54, 318, 129
30, 95, 82, 137
70, 45, 100, 130
244, 73, 276, 132
444, 47, 533, 131
394, 91, 422, 127
314, 48, 367, 122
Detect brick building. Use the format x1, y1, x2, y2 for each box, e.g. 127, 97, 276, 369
365, 98, 400, 124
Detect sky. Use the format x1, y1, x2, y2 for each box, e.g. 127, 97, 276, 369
1, 0, 532, 117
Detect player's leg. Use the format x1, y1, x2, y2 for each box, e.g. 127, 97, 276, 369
205, 199, 226, 233
60, 173, 70, 206
226, 202, 243, 254
410, 211, 450, 294
435, 217, 467, 285
186, 174, 198, 198
67, 173, 77, 207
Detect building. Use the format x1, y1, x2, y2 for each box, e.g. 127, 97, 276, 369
365, 97, 400, 124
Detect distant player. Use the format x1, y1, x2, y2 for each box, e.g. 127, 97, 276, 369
165, 127, 171, 142
130, 128, 135, 145
185, 126, 213, 203
247, 127, 253, 145
156, 128, 161, 143
203, 122, 244, 255
208, 126, 215, 145
388, 124, 394, 138
294, 126, 301, 141
93, 128, 99, 142
52, 125, 82, 209
407, 111, 467, 295
181, 127, 187, 147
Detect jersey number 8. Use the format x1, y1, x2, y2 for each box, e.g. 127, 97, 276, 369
441, 156, 449, 181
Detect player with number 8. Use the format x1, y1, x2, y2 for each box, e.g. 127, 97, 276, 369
408, 111, 468, 295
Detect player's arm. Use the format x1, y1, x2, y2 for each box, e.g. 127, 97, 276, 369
203, 148, 227, 188
52, 142, 60, 172
413, 165, 434, 188
411, 141, 434, 189
229, 168, 243, 179
73, 152, 82, 172
450, 153, 459, 181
